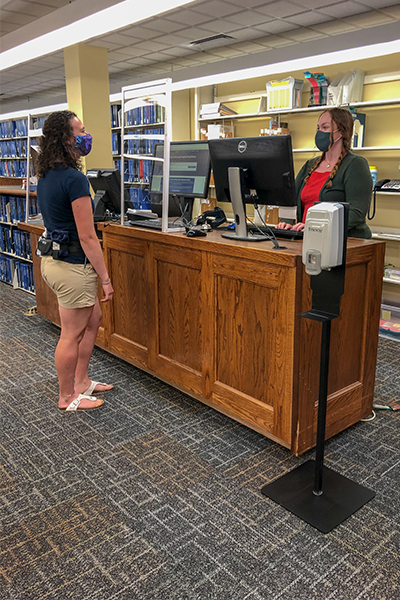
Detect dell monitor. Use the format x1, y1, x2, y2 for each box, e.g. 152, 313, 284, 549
149, 140, 211, 223
87, 168, 132, 222
208, 136, 296, 243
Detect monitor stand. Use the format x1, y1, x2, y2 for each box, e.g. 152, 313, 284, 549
221, 167, 282, 248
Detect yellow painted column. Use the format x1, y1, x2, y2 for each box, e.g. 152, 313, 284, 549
64, 43, 113, 172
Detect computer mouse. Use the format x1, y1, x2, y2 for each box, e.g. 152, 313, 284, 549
186, 229, 207, 237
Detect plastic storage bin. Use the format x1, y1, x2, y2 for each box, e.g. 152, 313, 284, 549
266, 78, 303, 111
380, 303, 400, 337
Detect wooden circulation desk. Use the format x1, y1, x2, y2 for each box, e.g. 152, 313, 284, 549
20, 220, 385, 455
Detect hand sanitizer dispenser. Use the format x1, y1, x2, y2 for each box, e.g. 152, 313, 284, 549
302, 203, 344, 276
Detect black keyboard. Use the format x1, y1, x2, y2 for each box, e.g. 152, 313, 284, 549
250, 225, 303, 240
221, 225, 303, 240
129, 219, 185, 230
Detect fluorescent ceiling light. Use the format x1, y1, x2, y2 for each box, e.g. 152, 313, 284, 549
172, 38, 400, 92
0, 0, 196, 71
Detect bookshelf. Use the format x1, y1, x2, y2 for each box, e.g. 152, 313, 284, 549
0, 108, 50, 296
0, 186, 36, 293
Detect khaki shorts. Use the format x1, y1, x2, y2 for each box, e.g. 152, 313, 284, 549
40, 256, 98, 309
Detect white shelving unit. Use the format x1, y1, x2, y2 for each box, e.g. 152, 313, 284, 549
120, 78, 177, 233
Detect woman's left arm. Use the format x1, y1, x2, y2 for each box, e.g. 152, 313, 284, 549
343, 157, 373, 230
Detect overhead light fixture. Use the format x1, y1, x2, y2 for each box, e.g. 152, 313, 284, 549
172, 38, 400, 92
0, 0, 196, 71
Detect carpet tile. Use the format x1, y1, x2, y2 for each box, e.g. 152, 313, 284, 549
1, 283, 400, 599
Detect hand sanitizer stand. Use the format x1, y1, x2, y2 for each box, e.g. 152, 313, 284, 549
261, 203, 375, 533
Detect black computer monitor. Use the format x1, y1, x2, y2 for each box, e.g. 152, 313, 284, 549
149, 140, 211, 223
208, 136, 296, 242
87, 168, 132, 222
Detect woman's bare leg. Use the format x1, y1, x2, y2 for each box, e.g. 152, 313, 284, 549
56, 304, 103, 410
74, 300, 112, 394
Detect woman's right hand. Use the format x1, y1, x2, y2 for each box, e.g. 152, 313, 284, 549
275, 221, 293, 230
292, 222, 305, 232
101, 281, 114, 303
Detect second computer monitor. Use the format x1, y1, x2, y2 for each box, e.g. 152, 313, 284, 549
150, 140, 211, 220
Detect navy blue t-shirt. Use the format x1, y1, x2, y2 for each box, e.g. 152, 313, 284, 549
37, 164, 93, 264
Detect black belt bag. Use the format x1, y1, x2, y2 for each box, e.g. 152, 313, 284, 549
36, 232, 84, 260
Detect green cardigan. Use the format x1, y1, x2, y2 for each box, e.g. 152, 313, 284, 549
293, 152, 372, 239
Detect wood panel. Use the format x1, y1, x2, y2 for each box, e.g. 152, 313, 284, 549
211, 256, 297, 446
292, 242, 385, 455
103, 233, 149, 367
152, 243, 204, 395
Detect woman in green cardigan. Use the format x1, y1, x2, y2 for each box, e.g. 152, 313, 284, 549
277, 107, 372, 238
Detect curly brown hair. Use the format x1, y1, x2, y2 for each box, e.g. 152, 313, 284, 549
304, 107, 354, 188
37, 110, 82, 176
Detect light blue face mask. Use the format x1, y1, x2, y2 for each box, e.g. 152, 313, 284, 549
315, 128, 340, 153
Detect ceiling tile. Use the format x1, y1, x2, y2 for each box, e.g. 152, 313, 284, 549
151, 33, 198, 46
287, 10, 332, 25
313, 19, 358, 33
4, 0, 55, 18
173, 26, 220, 41
254, 19, 298, 34
345, 10, 395, 25
225, 9, 278, 26
229, 26, 275, 41
359, 0, 400, 6
254, 1, 308, 18
0, 21, 16, 34
144, 17, 186, 34
195, 18, 248, 33
191, 1, 243, 18
255, 34, 296, 47
0, 8, 33, 25
319, 1, 371, 18
381, 5, 400, 17
226, 0, 276, 6
288, 27, 326, 41
289, 0, 344, 6
96, 32, 142, 46
204, 45, 248, 57
132, 40, 171, 52
159, 46, 197, 57
107, 45, 153, 58
232, 40, 269, 53
117, 25, 161, 40
165, 7, 218, 26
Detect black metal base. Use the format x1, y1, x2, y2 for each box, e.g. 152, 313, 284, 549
221, 232, 272, 242
261, 460, 375, 533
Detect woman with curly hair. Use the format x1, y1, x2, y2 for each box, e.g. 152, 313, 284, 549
277, 107, 372, 238
37, 110, 114, 411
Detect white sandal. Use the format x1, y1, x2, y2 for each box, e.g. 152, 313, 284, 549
60, 394, 103, 412
82, 381, 113, 396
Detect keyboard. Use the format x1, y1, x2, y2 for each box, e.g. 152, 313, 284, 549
129, 219, 185, 231
255, 226, 303, 240
226, 224, 303, 240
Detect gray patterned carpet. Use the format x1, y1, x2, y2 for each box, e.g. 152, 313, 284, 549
1, 283, 400, 600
